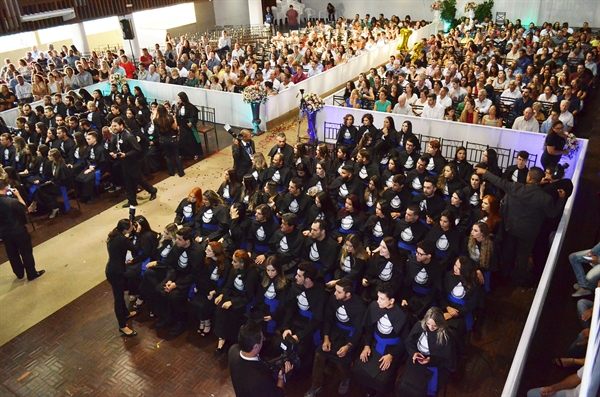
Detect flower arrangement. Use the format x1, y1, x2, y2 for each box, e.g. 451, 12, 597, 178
464, 2, 478, 12
110, 73, 127, 87
242, 84, 269, 104
299, 92, 325, 114
430, 0, 442, 11
564, 133, 580, 160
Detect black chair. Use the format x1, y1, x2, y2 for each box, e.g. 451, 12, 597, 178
440, 138, 465, 161
418, 135, 441, 154
196, 106, 218, 154
332, 95, 346, 107
512, 150, 538, 169
465, 142, 488, 164
323, 122, 342, 150
490, 146, 512, 172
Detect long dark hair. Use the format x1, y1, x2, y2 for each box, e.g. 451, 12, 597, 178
133, 215, 158, 236
107, 219, 131, 241
456, 256, 479, 291
155, 104, 173, 132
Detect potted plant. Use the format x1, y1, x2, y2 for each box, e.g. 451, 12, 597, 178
464, 1, 478, 19
242, 84, 269, 135
474, 0, 494, 23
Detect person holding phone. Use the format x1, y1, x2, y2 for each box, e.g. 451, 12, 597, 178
396, 307, 457, 396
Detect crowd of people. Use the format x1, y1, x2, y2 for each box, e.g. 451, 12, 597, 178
0, 11, 597, 397
339, 17, 598, 137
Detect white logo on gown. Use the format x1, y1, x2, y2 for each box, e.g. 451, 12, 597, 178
380, 261, 393, 281
210, 266, 219, 281
415, 268, 429, 284
512, 169, 519, 182
178, 251, 188, 268
160, 244, 172, 259
412, 177, 422, 190
341, 215, 354, 230
427, 157, 435, 171
386, 175, 393, 188
256, 226, 266, 241
315, 212, 325, 220
359, 166, 368, 180
419, 199, 428, 212
234, 274, 244, 291
391, 195, 401, 209
297, 291, 309, 310
344, 130, 351, 139
342, 255, 352, 273
202, 209, 213, 224
272, 170, 281, 183
469, 192, 479, 206
437, 234, 449, 251
309, 243, 320, 261
373, 221, 384, 237
336, 306, 349, 322
377, 314, 393, 335
366, 193, 374, 208
265, 283, 276, 299
223, 185, 230, 199
289, 199, 299, 213
401, 227, 414, 242
451, 282, 466, 299
418, 332, 430, 355
183, 204, 193, 218
280, 236, 289, 252
443, 184, 449, 196
470, 244, 481, 261
405, 157, 414, 169
339, 183, 348, 198
252, 170, 259, 180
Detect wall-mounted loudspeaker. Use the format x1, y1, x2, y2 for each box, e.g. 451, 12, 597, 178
120, 19, 134, 40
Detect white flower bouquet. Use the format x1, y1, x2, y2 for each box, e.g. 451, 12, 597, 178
242, 85, 269, 104
300, 92, 325, 114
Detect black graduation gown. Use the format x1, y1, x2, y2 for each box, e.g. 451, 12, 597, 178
425, 154, 446, 174
301, 204, 337, 232
194, 205, 229, 241
174, 198, 197, 228
397, 324, 457, 397
394, 219, 430, 256
330, 159, 358, 179
247, 219, 279, 257
364, 215, 395, 251
217, 182, 242, 206
337, 125, 359, 148
381, 187, 412, 215
353, 302, 409, 392
301, 235, 341, 281
451, 159, 473, 182
282, 282, 326, 346
402, 257, 443, 317
503, 165, 528, 184
412, 192, 446, 223
74, 143, 108, 198
425, 225, 462, 269
251, 280, 289, 335
356, 160, 380, 185
440, 272, 486, 335
405, 169, 431, 193
267, 143, 294, 167
214, 267, 260, 341
381, 168, 403, 189
363, 255, 404, 301
334, 252, 367, 282
397, 150, 419, 173
329, 175, 364, 207
334, 211, 367, 241
268, 228, 305, 273
444, 203, 472, 234
440, 177, 466, 198
318, 294, 366, 365
191, 259, 232, 319
306, 174, 330, 195
265, 164, 292, 192
232, 139, 255, 180
176, 103, 202, 157
33, 162, 69, 210
278, 191, 311, 222
222, 216, 251, 255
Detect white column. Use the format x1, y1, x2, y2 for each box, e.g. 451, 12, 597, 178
70, 22, 90, 54
120, 13, 142, 61
248, 0, 263, 25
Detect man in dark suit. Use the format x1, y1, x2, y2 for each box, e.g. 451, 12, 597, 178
476, 166, 566, 286
0, 179, 44, 280
232, 129, 255, 180
228, 323, 292, 397
109, 117, 157, 208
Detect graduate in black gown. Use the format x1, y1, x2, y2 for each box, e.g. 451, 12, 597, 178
175, 91, 203, 159
191, 241, 231, 336
301, 219, 341, 282
364, 200, 396, 253
267, 213, 305, 276
362, 237, 406, 302
425, 210, 462, 270
28, 148, 69, 219
174, 187, 202, 228
336, 114, 359, 151
105, 219, 138, 337
306, 278, 367, 396
74, 131, 108, 204
396, 307, 457, 397
329, 234, 368, 289
248, 256, 289, 338
124, 215, 159, 301
247, 204, 279, 266
213, 249, 260, 355
353, 282, 410, 395
193, 190, 229, 243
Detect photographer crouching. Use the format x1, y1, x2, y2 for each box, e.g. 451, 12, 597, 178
229, 323, 293, 397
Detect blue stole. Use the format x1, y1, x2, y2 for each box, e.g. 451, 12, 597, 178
446, 294, 473, 330
374, 333, 401, 355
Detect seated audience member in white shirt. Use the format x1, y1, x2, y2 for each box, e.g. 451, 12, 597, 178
512, 107, 540, 132
421, 93, 445, 120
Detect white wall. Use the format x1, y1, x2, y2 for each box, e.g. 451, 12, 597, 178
301, 0, 600, 27
213, 0, 251, 26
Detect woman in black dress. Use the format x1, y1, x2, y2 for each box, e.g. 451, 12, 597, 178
175, 92, 203, 160
541, 120, 569, 170
28, 148, 68, 218
155, 104, 185, 177
105, 219, 138, 337
249, 256, 288, 338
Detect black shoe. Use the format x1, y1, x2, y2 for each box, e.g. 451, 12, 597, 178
122, 203, 137, 208
214, 346, 226, 356
169, 322, 186, 337
149, 190, 157, 201
85, 197, 97, 204
178, 172, 185, 177
119, 328, 137, 337
27, 270, 45, 281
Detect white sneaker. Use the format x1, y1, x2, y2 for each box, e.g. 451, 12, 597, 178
572, 287, 592, 298
573, 283, 580, 290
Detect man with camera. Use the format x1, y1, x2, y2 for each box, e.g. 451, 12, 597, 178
232, 128, 255, 180
229, 323, 292, 397
305, 278, 366, 396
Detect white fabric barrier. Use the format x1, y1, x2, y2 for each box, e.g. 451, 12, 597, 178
580, 287, 600, 396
